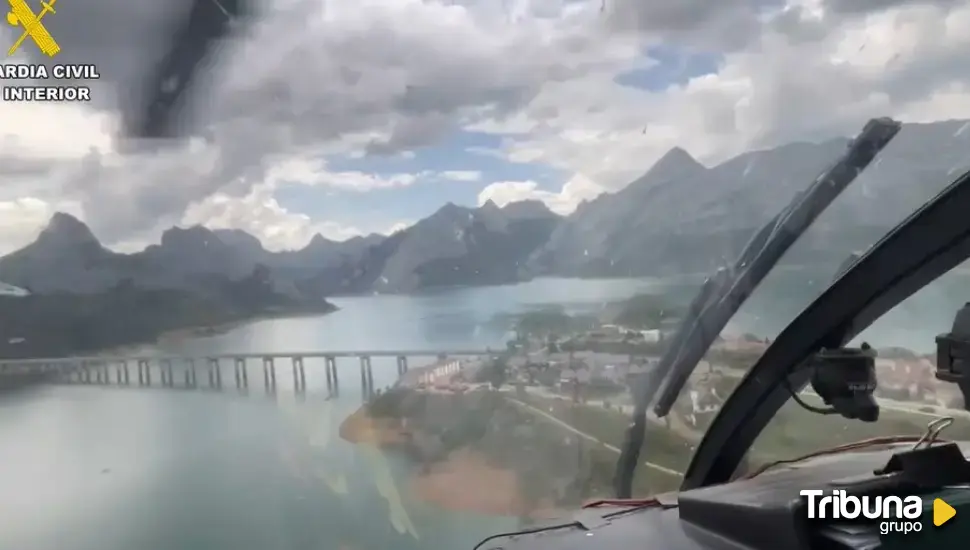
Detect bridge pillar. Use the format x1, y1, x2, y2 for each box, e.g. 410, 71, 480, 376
206, 358, 222, 389
184, 359, 197, 388
160, 359, 174, 387
359, 356, 374, 399
262, 357, 276, 393
137, 359, 151, 386
234, 358, 248, 390
396, 355, 408, 376
116, 361, 130, 385
291, 357, 306, 393
51, 363, 64, 382
325, 356, 337, 393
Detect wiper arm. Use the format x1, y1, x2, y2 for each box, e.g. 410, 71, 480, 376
128, 0, 253, 139
613, 117, 902, 498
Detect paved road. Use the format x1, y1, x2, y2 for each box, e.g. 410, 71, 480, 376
504, 395, 683, 477
502, 385, 970, 487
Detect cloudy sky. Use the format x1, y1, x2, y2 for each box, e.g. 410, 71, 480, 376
1, 0, 969, 254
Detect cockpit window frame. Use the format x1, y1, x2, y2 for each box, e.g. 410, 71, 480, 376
682, 165, 970, 490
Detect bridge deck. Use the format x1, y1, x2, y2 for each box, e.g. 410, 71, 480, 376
0, 350, 496, 366
0, 350, 501, 395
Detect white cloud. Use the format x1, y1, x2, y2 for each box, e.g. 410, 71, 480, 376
2, 0, 970, 251
472, 0, 970, 192
385, 220, 415, 234
477, 174, 604, 214
0, 197, 84, 254
180, 182, 417, 252
180, 183, 363, 252
266, 157, 420, 192
0, 81, 115, 161
441, 170, 483, 181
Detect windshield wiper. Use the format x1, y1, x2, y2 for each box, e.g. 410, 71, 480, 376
128, 0, 253, 139
612, 117, 902, 498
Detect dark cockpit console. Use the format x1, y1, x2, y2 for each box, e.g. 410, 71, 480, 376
475, 115, 970, 550
936, 302, 970, 412
482, 441, 970, 550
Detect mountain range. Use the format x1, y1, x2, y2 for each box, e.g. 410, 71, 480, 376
3, 118, 968, 297
0, 199, 561, 297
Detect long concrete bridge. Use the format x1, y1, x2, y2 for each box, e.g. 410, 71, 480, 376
0, 350, 496, 397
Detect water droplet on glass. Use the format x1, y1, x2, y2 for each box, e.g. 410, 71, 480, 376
161, 75, 179, 95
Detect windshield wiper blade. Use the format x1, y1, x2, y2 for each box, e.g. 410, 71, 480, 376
612, 117, 901, 498
128, 0, 253, 139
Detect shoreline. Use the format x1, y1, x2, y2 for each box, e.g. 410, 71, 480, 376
323, 262, 859, 298
338, 405, 413, 447
37, 306, 340, 360
154, 308, 338, 346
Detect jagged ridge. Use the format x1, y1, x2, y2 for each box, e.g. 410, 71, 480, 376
3, 118, 970, 295
0, 200, 562, 296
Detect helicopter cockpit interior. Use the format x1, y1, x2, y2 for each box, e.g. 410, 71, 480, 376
472, 118, 970, 550
130, 6, 970, 549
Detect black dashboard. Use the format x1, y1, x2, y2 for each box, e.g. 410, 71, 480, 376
485, 442, 969, 550
481, 119, 970, 550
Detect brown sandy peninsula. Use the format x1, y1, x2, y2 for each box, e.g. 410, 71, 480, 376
340, 407, 554, 518
339, 405, 412, 446
409, 448, 574, 520
339, 393, 577, 520
409, 448, 528, 516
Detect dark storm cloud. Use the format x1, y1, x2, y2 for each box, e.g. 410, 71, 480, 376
821, 0, 963, 14
3, 0, 573, 242
604, 0, 782, 51
5, 0, 963, 245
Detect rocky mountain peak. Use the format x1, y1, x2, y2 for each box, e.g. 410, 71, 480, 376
479, 199, 501, 212
214, 229, 264, 251
305, 233, 336, 250
645, 146, 706, 180
502, 199, 558, 220
160, 225, 221, 249
36, 212, 99, 248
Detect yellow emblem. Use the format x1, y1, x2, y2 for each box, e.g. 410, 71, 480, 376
6, 0, 60, 57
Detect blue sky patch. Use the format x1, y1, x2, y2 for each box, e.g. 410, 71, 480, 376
273, 45, 717, 237
616, 45, 722, 92
275, 129, 567, 232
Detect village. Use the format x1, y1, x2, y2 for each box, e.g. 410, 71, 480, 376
353, 299, 970, 515
403, 300, 964, 441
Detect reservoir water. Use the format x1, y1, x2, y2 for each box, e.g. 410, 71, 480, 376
0, 272, 965, 550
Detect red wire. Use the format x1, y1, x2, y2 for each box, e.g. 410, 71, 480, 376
582, 497, 660, 508
581, 435, 942, 510
743, 435, 940, 479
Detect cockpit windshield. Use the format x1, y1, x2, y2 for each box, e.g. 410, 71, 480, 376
4, 2, 970, 550
672, 120, 970, 480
